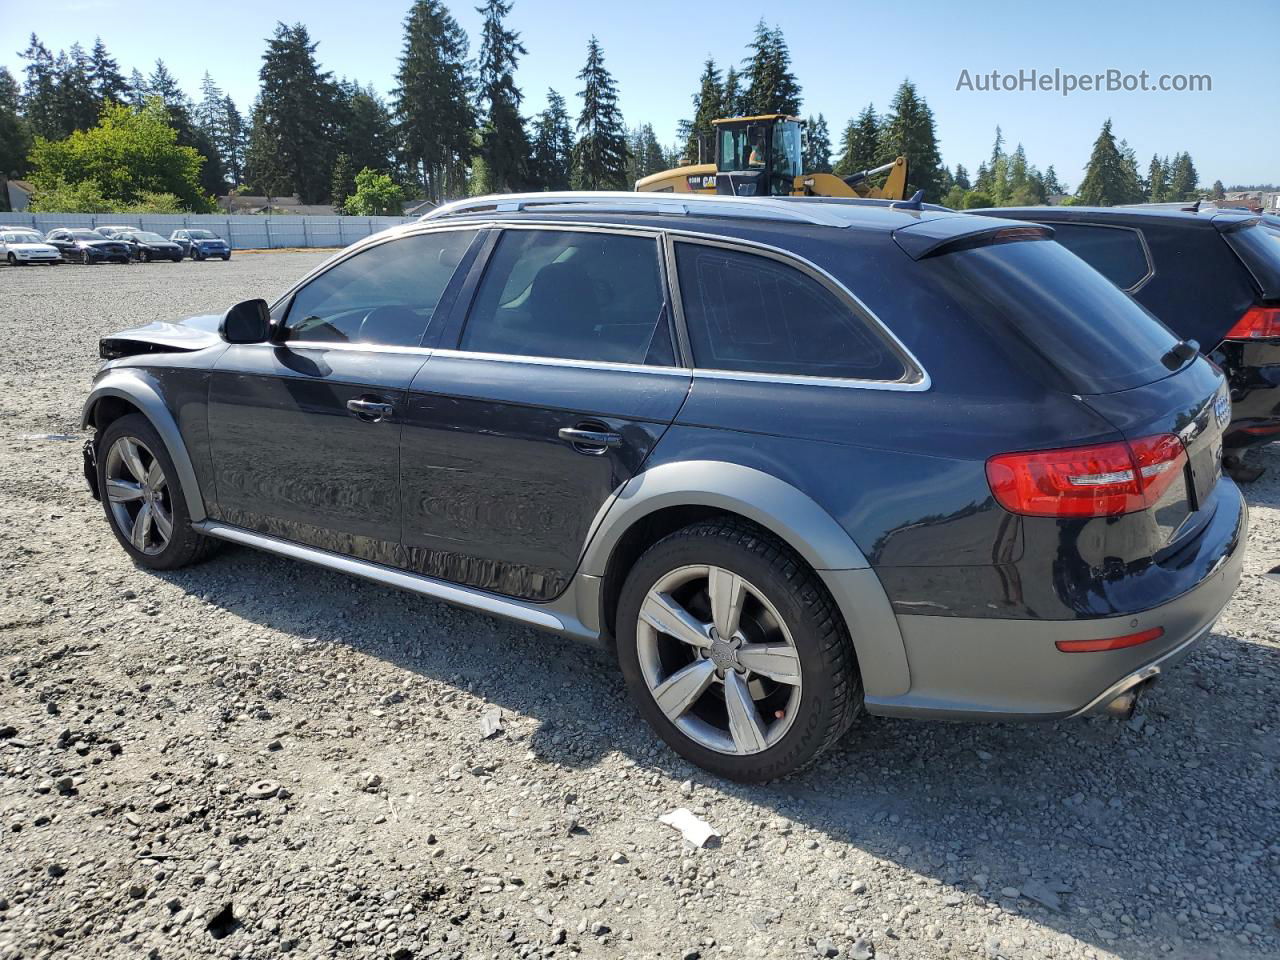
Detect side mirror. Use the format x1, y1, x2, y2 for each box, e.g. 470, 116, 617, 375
220, 299, 271, 344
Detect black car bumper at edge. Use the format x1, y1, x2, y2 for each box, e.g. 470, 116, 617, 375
1214, 339, 1280, 448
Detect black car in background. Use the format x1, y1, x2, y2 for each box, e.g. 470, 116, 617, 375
169, 229, 231, 260
44, 228, 132, 264
82, 193, 1245, 781
121, 230, 184, 262
973, 206, 1280, 476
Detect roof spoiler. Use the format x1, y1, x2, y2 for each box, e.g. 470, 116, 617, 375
892, 216, 1054, 260
1211, 213, 1262, 234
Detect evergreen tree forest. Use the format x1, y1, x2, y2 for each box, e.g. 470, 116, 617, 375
0, 11, 1210, 213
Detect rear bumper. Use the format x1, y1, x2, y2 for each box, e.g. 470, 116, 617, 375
864, 485, 1247, 721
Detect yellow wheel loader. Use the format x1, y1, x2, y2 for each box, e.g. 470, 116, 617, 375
635, 114, 908, 200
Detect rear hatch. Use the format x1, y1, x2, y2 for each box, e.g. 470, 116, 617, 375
898, 216, 1229, 553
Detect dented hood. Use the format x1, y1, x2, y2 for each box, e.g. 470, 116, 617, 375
99, 313, 224, 358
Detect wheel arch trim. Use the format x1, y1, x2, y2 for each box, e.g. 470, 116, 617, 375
579, 460, 910, 696
81, 370, 207, 522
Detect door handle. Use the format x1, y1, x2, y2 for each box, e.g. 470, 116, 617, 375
347, 398, 395, 422
558, 426, 623, 454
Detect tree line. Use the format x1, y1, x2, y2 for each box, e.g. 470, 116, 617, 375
0, 3, 1212, 214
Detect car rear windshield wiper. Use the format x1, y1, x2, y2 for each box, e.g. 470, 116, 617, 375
1161, 339, 1200, 371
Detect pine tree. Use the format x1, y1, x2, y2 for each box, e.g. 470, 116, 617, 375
55, 43, 99, 134
338, 82, 397, 179
1147, 155, 1165, 202
833, 104, 878, 177
1118, 139, 1143, 203
476, 0, 530, 192
249, 23, 340, 203
1077, 119, 1140, 206
18, 35, 59, 139
877, 79, 943, 199
331, 152, 356, 210
803, 114, 832, 173
1042, 165, 1064, 196
571, 37, 628, 190
742, 22, 801, 116
1166, 152, 1199, 201
530, 88, 573, 190
89, 38, 128, 105
1211, 179, 1225, 200
0, 67, 33, 181
683, 58, 723, 165
222, 96, 246, 185
627, 124, 667, 184
126, 69, 149, 108
953, 163, 971, 191
393, 0, 475, 203
194, 73, 225, 141
722, 66, 743, 117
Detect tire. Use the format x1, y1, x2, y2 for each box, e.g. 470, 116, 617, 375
616, 518, 862, 782
192, 250, 203, 261
96, 414, 218, 571
80, 250, 89, 265
222, 253, 231, 261
141, 249, 151, 263
6, 253, 16, 266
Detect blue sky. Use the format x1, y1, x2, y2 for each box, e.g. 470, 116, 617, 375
5, 0, 1277, 186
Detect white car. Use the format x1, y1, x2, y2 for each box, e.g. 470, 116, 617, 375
1, 229, 62, 266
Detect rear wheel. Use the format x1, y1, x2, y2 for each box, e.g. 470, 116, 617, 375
616, 518, 861, 782
97, 414, 218, 570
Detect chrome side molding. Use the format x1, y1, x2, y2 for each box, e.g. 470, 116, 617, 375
192, 521, 565, 631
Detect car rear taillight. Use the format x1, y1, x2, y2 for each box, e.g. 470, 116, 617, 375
1223, 305, 1280, 340
986, 434, 1188, 518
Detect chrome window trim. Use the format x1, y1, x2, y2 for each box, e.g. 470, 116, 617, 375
427, 347, 692, 377
235, 340, 436, 358
1044, 220, 1156, 294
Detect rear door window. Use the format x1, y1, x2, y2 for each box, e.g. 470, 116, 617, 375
1223, 223, 1280, 300
674, 241, 908, 381
284, 230, 478, 348
1047, 223, 1152, 291
460, 229, 673, 365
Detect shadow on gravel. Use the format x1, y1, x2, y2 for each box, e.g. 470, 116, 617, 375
143, 444, 1280, 960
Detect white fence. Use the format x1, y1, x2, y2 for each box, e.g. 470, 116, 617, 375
0, 212, 416, 250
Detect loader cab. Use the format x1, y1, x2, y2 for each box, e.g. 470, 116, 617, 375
713, 115, 804, 196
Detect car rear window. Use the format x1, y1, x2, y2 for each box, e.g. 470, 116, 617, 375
1044, 223, 1152, 291
928, 237, 1181, 394
1223, 223, 1280, 300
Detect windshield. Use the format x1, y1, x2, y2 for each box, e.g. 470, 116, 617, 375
188, 230, 217, 240
68, 230, 101, 240
774, 122, 803, 180
4, 232, 42, 244
133, 232, 167, 242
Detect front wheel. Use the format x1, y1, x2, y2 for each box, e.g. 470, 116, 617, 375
96, 414, 218, 570
6, 253, 16, 266
221, 253, 231, 261
616, 519, 862, 782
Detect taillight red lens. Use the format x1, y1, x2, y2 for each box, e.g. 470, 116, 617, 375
1224, 305, 1280, 340
986, 434, 1187, 518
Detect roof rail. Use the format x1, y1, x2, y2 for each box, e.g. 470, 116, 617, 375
419, 191, 852, 228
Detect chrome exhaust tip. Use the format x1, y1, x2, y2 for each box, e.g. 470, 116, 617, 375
1101, 688, 1140, 719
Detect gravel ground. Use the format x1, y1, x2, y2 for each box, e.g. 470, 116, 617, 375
1, 254, 1278, 960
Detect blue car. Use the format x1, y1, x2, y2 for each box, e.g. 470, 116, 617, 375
169, 228, 231, 261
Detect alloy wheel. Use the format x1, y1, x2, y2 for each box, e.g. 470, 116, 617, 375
635, 564, 802, 756
104, 437, 173, 555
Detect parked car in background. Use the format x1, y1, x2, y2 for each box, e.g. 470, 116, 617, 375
121, 230, 184, 262
1, 228, 62, 265
82, 192, 1245, 781
972, 205, 1280, 479
45, 229, 132, 264
95, 226, 135, 240
170, 229, 231, 261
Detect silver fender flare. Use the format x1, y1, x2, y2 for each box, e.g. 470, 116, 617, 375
81, 370, 207, 522
580, 460, 910, 697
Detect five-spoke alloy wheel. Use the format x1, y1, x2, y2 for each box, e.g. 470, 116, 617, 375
96, 413, 217, 570
617, 519, 862, 782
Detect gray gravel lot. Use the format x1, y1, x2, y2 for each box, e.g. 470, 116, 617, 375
1, 254, 1278, 960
